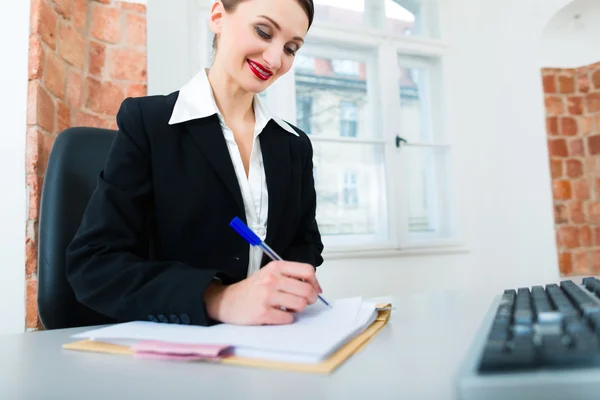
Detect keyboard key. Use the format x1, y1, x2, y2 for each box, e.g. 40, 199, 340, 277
478, 278, 600, 373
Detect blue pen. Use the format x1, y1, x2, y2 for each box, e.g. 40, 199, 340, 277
229, 217, 331, 308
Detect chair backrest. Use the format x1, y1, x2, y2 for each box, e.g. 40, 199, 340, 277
37, 127, 118, 330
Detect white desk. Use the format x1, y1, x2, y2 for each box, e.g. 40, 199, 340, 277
0, 290, 499, 399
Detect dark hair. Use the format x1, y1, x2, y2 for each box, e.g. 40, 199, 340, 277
212, 0, 314, 50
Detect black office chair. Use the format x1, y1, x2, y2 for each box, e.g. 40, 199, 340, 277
37, 127, 118, 330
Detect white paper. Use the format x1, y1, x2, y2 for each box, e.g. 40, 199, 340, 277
73, 297, 377, 363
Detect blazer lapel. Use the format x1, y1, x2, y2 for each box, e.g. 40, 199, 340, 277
260, 121, 292, 253
184, 116, 245, 219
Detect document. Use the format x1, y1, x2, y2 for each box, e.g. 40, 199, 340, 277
73, 297, 378, 364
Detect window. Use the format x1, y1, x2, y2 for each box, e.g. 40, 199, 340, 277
194, 0, 451, 252
343, 171, 359, 208
296, 95, 313, 134
339, 101, 358, 138
313, 0, 441, 39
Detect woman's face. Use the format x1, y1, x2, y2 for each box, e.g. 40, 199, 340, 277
209, 0, 309, 93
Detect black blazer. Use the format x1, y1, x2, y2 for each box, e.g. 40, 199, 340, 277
65, 92, 324, 327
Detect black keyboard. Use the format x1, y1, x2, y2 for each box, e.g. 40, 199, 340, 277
478, 277, 600, 373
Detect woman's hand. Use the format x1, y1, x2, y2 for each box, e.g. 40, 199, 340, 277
204, 261, 323, 325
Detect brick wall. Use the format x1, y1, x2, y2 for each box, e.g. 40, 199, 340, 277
26, 0, 147, 330
543, 62, 600, 276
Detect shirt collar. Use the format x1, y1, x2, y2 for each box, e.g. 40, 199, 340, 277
168, 68, 298, 137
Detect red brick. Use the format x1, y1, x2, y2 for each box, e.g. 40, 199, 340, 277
548, 139, 568, 157
554, 204, 568, 224
569, 201, 585, 223
581, 226, 592, 247
56, 100, 70, 134
74, 111, 112, 129
596, 114, 600, 134
126, 83, 147, 98
26, 126, 53, 176
85, 77, 125, 115
587, 93, 600, 113
573, 251, 590, 275
93, 0, 111, 4
550, 159, 562, 178
560, 117, 578, 136
573, 180, 590, 200
557, 226, 579, 248
577, 72, 590, 93
553, 180, 571, 200
31, 0, 58, 49
52, 0, 72, 18
26, 174, 42, 220
581, 117, 593, 135
28, 81, 55, 133
89, 40, 106, 77
586, 157, 600, 176
596, 178, 600, 200
594, 227, 600, 246
58, 23, 85, 68
566, 159, 584, 178
25, 235, 37, 277
26, 279, 39, 329
590, 202, 600, 224
542, 74, 556, 93
91, 5, 122, 43
558, 75, 575, 93
592, 251, 600, 274
567, 96, 584, 115
126, 13, 146, 46
26, 127, 41, 175
117, 2, 146, 12
559, 252, 573, 275
569, 139, 584, 157
43, 50, 66, 99
588, 135, 600, 155
545, 96, 564, 116
546, 117, 558, 135
66, 70, 82, 108
73, 0, 86, 32
109, 48, 147, 81
28, 34, 45, 80
593, 69, 600, 90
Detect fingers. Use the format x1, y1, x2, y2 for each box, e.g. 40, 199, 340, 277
268, 291, 309, 313
262, 308, 294, 325
275, 261, 315, 281
276, 275, 318, 304
270, 261, 322, 293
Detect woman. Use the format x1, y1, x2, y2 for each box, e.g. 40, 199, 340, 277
66, 0, 323, 327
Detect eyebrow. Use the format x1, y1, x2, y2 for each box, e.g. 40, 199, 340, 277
258, 15, 305, 43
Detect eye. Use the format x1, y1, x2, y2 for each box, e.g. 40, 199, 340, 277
285, 47, 296, 56
255, 26, 271, 39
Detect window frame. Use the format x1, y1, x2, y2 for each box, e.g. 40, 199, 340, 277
191, 0, 466, 257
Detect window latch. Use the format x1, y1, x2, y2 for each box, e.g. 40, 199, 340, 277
396, 135, 407, 148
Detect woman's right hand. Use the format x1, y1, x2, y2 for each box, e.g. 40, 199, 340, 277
204, 261, 323, 325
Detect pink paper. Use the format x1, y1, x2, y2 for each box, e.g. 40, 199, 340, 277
131, 340, 232, 361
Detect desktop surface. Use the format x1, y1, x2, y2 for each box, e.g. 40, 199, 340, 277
3, 281, 594, 400
0, 291, 494, 400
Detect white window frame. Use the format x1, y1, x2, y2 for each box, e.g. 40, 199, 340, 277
189, 0, 466, 257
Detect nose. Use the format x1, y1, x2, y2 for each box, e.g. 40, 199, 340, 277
262, 45, 283, 71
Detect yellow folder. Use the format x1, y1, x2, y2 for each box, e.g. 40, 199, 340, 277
63, 303, 392, 374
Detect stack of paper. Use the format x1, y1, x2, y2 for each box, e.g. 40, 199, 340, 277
72, 297, 378, 364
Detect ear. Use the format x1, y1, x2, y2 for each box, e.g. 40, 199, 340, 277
208, 1, 225, 36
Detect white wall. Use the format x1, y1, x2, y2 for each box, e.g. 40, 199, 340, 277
540, 0, 600, 68
0, 0, 29, 334
147, 0, 584, 299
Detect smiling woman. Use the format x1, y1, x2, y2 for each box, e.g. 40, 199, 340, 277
208, 0, 314, 93
65, 0, 325, 328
